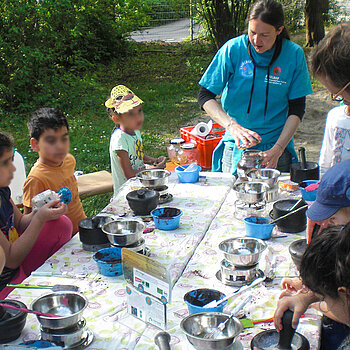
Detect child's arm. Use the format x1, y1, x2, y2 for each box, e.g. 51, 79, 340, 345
143, 155, 166, 168
117, 150, 144, 179
1, 199, 67, 269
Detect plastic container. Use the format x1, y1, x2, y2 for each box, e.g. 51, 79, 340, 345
180, 142, 200, 165
175, 164, 201, 183
151, 207, 183, 231
184, 288, 227, 314
243, 216, 274, 240
299, 180, 319, 202
180, 123, 225, 170
93, 247, 123, 277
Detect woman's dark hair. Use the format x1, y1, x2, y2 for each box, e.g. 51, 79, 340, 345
310, 22, 350, 91
300, 226, 342, 299
247, 0, 290, 40
0, 131, 14, 158
27, 107, 69, 140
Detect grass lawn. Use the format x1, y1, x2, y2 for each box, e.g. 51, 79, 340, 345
0, 40, 216, 216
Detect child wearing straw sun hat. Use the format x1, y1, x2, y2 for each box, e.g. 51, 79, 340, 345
105, 85, 166, 196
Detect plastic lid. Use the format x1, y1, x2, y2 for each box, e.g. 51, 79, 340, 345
181, 142, 196, 150
170, 138, 185, 145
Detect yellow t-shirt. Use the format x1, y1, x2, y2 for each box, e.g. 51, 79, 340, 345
23, 154, 86, 235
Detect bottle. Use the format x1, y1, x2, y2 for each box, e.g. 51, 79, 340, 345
180, 142, 200, 165
237, 150, 263, 178
167, 138, 185, 163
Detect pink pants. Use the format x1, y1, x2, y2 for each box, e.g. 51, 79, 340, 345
0, 215, 72, 299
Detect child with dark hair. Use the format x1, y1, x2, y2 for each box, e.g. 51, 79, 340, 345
0, 131, 72, 298
23, 107, 85, 235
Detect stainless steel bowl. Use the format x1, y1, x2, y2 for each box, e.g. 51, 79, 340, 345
247, 168, 280, 188
219, 237, 267, 267
102, 220, 145, 247
233, 182, 269, 204
180, 312, 243, 350
31, 292, 87, 330
136, 169, 171, 188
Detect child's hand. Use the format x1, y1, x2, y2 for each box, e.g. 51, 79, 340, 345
280, 277, 303, 296
153, 156, 166, 169
35, 200, 68, 223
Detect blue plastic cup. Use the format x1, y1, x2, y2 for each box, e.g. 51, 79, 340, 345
299, 180, 319, 202
244, 216, 274, 240
184, 288, 227, 314
93, 247, 123, 277
151, 207, 183, 231
175, 164, 201, 183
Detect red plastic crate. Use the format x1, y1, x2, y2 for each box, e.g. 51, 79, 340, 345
180, 123, 225, 170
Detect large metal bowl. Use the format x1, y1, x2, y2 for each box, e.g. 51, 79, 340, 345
31, 292, 87, 330
102, 220, 145, 247
219, 237, 267, 267
233, 182, 269, 204
247, 168, 280, 188
180, 312, 243, 350
136, 169, 171, 188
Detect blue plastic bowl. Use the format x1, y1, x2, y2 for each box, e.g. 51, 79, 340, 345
244, 216, 274, 240
299, 180, 319, 202
184, 288, 227, 314
151, 207, 183, 231
175, 164, 201, 183
93, 247, 123, 277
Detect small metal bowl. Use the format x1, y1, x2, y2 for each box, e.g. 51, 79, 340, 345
136, 169, 171, 188
102, 220, 145, 247
233, 182, 269, 204
31, 292, 87, 330
180, 312, 243, 350
219, 237, 267, 267
247, 168, 280, 188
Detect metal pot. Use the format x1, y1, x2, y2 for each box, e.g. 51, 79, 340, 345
31, 292, 87, 330
247, 168, 280, 188
233, 182, 269, 205
290, 147, 319, 183
136, 169, 171, 188
270, 199, 307, 233
289, 239, 308, 271
102, 220, 145, 247
126, 189, 159, 216
78, 216, 113, 246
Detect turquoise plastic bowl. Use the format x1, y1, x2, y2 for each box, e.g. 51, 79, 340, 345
175, 164, 201, 183
299, 180, 319, 202
151, 207, 183, 231
184, 288, 227, 314
93, 247, 123, 277
244, 216, 274, 240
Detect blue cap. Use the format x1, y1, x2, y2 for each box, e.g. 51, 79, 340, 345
307, 159, 350, 221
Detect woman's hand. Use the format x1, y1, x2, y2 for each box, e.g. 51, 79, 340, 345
35, 200, 68, 224
227, 122, 261, 150
262, 145, 284, 168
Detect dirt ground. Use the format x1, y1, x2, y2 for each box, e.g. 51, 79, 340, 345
194, 88, 338, 164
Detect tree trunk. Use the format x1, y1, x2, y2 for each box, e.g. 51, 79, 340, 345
305, 0, 328, 47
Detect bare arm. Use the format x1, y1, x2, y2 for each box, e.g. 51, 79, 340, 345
1, 199, 67, 269
116, 150, 144, 179
202, 99, 261, 149
262, 115, 301, 168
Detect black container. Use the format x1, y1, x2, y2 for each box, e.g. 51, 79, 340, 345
290, 147, 319, 183
79, 216, 114, 246
126, 189, 159, 216
270, 199, 307, 233
0, 300, 27, 343
289, 239, 308, 271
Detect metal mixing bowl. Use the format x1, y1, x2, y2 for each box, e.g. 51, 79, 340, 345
233, 182, 269, 204
102, 220, 145, 247
31, 292, 87, 330
247, 168, 280, 188
219, 237, 267, 267
180, 312, 243, 350
136, 169, 171, 187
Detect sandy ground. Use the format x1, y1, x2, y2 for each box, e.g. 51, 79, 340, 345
192, 88, 338, 164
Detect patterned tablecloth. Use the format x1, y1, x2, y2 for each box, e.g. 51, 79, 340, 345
4, 173, 321, 349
